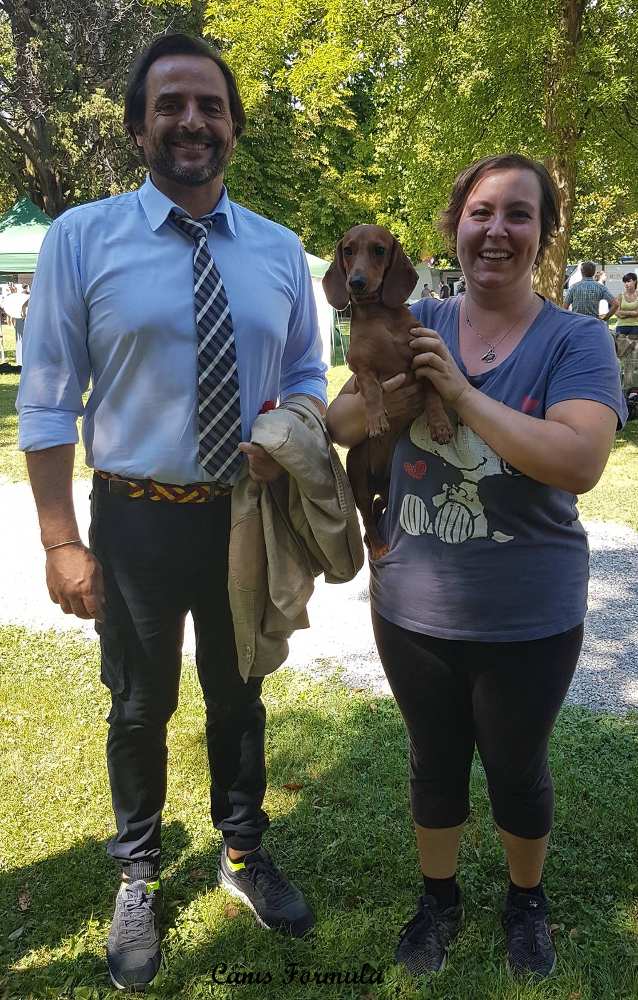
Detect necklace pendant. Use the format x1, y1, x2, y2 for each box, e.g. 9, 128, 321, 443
480, 345, 496, 363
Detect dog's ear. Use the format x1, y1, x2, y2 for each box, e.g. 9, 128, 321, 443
381, 239, 418, 308
322, 240, 350, 309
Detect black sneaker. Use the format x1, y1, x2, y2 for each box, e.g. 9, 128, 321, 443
218, 846, 314, 937
395, 892, 464, 975
503, 890, 556, 978
106, 878, 162, 991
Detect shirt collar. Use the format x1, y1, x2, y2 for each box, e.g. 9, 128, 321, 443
138, 176, 237, 237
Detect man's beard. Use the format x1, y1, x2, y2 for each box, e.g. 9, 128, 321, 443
146, 132, 232, 187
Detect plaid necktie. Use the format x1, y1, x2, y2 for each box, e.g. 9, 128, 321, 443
171, 210, 243, 484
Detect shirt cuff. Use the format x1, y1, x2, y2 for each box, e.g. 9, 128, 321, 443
18, 407, 80, 452
281, 375, 328, 407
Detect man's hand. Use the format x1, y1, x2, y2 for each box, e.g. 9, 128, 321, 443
380, 372, 426, 422
238, 442, 284, 483
45, 544, 105, 620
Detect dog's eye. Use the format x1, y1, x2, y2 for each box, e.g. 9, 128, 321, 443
343, 247, 353, 256
374, 246, 386, 256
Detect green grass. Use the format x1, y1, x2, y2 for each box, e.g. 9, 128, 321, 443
577, 420, 638, 531
0, 627, 636, 1000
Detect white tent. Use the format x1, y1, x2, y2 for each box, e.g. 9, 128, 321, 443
306, 251, 333, 366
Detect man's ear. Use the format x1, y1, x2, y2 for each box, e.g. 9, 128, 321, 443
133, 128, 145, 149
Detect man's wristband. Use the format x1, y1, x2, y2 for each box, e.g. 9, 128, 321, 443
43, 538, 83, 553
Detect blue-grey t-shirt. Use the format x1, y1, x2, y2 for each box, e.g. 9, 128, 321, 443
369, 296, 628, 641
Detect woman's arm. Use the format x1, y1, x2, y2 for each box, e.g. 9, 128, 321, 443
326, 373, 426, 447
410, 328, 617, 494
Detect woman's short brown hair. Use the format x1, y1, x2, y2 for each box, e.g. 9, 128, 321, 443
439, 154, 560, 263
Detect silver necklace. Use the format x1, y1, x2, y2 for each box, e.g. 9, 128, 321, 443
464, 296, 535, 364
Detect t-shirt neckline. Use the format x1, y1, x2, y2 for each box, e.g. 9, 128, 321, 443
452, 294, 548, 385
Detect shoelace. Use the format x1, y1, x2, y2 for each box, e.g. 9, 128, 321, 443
120, 883, 157, 945
398, 897, 439, 943
504, 906, 544, 956
243, 852, 295, 905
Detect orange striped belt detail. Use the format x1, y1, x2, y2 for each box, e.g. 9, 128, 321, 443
95, 470, 232, 503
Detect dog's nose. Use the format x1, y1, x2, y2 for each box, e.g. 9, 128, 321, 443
348, 275, 367, 292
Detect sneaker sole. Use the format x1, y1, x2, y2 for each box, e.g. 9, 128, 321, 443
506, 953, 557, 979
108, 966, 159, 992
217, 867, 314, 937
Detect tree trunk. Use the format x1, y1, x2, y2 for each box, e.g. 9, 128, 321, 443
534, 0, 585, 303
535, 152, 577, 303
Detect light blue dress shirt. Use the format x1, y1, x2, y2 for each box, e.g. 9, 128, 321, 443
18, 178, 327, 484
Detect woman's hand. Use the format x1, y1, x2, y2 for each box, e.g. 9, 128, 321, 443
409, 326, 472, 407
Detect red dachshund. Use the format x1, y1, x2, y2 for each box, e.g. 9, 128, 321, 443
323, 224, 452, 559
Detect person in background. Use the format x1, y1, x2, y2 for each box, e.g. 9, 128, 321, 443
615, 272, 638, 386
13, 293, 28, 366
420, 283, 434, 298
438, 282, 451, 299
563, 261, 618, 322
17, 32, 325, 992
327, 153, 626, 980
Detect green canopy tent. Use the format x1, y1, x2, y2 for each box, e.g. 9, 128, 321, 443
0, 197, 52, 279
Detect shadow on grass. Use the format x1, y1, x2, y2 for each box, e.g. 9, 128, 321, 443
0, 822, 191, 994
2, 682, 637, 1000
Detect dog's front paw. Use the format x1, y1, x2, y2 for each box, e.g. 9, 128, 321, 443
367, 411, 390, 437
430, 417, 454, 444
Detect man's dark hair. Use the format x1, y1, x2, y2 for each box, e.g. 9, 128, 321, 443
124, 33, 246, 141
581, 261, 596, 278
439, 153, 560, 264
623, 272, 638, 284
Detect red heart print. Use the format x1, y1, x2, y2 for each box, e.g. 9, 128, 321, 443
404, 460, 427, 479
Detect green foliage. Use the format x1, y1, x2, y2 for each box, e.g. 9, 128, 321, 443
0, 0, 206, 214
571, 160, 638, 263
212, 0, 638, 271
1, 0, 637, 261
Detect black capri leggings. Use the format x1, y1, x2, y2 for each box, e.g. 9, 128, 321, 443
372, 611, 583, 840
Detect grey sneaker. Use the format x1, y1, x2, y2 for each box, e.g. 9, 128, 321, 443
218, 846, 314, 937
395, 892, 464, 975
503, 890, 556, 978
106, 878, 162, 990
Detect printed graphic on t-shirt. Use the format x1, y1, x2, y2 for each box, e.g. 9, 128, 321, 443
401, 412, 517, 545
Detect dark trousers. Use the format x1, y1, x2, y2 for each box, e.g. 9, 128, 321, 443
372, 610, 583, 839
90, 476, 269, 872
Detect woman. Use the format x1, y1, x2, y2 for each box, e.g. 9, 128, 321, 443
327, 154, 627, 979
615, 272, 638, 388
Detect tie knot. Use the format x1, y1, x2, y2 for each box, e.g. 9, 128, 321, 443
171, 210, 214, 243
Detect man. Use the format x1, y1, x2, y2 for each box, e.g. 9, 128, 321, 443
18, 33, 326, 992
420, 283, 433, 298
564, 260, 618, 321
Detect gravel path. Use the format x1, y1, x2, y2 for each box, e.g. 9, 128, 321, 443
2, 480, 637, 715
